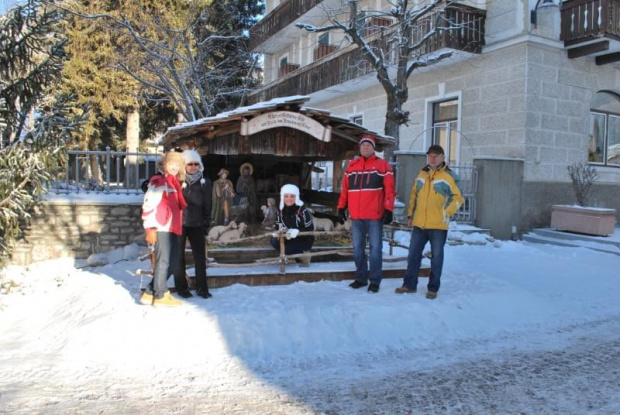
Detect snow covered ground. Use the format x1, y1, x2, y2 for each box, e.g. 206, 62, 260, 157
1, 229, 619, 414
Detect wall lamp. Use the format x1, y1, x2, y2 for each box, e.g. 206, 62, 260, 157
530, 0, 559, 26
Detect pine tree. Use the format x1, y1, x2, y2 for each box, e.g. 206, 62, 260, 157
68, 0, 263, 122
0, 0, 86, 268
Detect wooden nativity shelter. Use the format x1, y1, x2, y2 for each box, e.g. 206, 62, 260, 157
161, 95, 395, 216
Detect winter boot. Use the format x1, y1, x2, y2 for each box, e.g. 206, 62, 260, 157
152, 292, 182, 307
299, 251, 311, 267
349, 280, 368, 289
139, 292, 154, 305
176, 289, 193, 298
197, 289, 212, 299
395, 286, 417, 294
368, 283, 380, 293
425, 291, 438, 300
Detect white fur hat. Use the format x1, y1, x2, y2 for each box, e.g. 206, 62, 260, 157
279, 184, 304, 210
182, 149, 204, 172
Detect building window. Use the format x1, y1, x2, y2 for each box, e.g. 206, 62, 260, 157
350, 114, 363, 125
431, 99, 458, 165
589, 91, 620, 166
318, 33, 329, 45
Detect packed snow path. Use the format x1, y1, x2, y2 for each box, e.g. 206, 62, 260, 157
1, 237, 619, 414
2, 319, 618, 414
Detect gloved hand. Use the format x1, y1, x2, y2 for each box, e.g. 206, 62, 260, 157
338, 208, 347, 224
382, 209, 393, 225
145, 229, 157, 245
285, 229, 300, 240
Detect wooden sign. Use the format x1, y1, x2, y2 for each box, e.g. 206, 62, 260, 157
241, 111, 331, 142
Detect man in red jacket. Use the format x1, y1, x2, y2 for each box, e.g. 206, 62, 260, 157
337, 135, 395, 293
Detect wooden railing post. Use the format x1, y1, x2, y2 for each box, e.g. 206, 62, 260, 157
279, 231, 286, 274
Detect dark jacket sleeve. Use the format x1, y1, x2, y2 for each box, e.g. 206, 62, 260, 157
203, 178, 213, 227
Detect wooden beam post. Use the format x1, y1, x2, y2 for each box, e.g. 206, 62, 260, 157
279, 231, 286, 274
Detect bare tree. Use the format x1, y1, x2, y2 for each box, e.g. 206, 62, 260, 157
567, 162, 599, 207
58, 1, 262, 123
297, 0, 484, 160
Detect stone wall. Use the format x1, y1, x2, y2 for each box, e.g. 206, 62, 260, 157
11, 200, 144, 265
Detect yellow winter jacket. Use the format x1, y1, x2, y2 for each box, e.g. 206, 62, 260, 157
407, 164, 464, 230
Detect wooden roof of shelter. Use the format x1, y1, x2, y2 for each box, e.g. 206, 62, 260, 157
160, 96, 395, 161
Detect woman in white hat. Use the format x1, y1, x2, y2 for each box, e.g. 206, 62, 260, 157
171, 149, 213, 299
269, 184, 314, 266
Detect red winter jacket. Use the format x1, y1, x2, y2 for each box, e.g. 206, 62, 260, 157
142, 173, 187, 235
337, 154, 395, 220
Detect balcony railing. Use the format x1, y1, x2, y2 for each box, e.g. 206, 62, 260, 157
313, 44, 337, 60
366, 17, 393, 37
250, 4, 485, 102
249, 0, 324, 51
278, 63, 301, 77
561, 0, 620, 46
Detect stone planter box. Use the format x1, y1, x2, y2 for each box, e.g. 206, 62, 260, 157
550, 205, 616, 236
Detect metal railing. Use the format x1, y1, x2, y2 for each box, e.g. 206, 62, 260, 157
52, 147, 161, 195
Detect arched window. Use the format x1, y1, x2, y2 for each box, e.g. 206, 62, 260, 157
589, 90, 620, 166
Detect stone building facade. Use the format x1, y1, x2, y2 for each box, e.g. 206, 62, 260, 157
249, 0, 620, 236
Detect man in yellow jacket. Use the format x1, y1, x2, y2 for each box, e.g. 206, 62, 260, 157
396, 145, 464, 299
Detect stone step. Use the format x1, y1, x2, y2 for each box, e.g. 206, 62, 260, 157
530, 227, 620, 248
522, 233, 620, 257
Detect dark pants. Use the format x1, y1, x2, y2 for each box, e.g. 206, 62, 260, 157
403, 227, 447, 293
146, 231, 180, 299
270, 236, 313, 255
173, 226, 208, 292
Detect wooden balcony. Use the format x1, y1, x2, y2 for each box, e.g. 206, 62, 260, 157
366, 17, 393, 37
313, 44, 337, 60
249, 0, 324, 51
560, 0, 620, 64
249, 4, 485, 103
278, 63, 301, 77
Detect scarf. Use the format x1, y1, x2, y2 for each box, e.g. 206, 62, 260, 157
186, 171, 203, 186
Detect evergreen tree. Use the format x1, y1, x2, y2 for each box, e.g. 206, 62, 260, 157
0, 0, 86, 267
0, 0, 67, 147
59, 0, 139, 151
195, 0, 263, 113
69, 0, 263, 122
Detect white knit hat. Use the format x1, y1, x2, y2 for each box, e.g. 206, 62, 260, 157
182, 149, 204, 172
279, 184, 304, 210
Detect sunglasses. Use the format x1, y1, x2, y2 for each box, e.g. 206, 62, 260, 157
186, 163, 200, 166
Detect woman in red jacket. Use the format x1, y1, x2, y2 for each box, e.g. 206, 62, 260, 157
140, 151, 187, 307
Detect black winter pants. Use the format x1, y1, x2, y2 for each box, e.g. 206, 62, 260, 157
270, 236, 314, 255
174, 226, 208, 292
